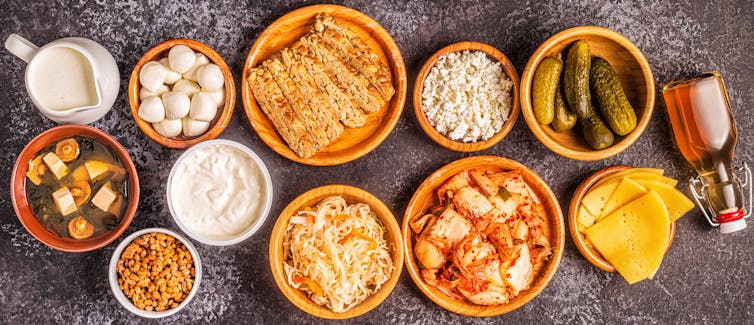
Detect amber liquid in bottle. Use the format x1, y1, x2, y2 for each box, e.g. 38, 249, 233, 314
662, 72, 743, 218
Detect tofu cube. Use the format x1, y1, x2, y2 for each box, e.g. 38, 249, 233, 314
85, 161, 110, 180
52, 187, 77, 216
42, 152, 68, 179
91, 183, 117, 212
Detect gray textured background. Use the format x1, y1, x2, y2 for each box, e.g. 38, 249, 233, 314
1, 0, 753, 324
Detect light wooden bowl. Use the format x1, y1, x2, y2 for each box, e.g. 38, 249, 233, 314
521, 26, 655, 160
568, 166, 676, 273
402, 156, 564, 317
241, 4, 407, 166
128, 38, 236, 149
269, 184, 404, 319
413, 41, 520, 152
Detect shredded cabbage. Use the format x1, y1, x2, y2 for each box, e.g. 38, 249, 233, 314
283, 196, 394, 313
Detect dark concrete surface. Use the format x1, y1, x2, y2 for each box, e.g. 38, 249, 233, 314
1, 0, 753, 324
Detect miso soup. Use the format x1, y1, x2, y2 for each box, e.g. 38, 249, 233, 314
25, 136, 129, 239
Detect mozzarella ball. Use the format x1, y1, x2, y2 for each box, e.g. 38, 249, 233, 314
183, 53, 210, 81
162, 91, 191, 120
197, 63, 224, 90
172, 79, 201, 97
137, 97, 165, 123
182, 118, 211, 137
152, 119, 182, 138
139, 84, 169, 101
168, 45, 196, 73
139, 61, 167, 92
189, 92, 218, 122
159, 58, 182, 84
202, 87, 225, 108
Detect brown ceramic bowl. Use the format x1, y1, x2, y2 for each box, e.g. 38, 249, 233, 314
10, 125, 140, 252
269, 184, 403, 319
521, 26, 655, 160
414, 41, 520, 152
568, 166, 675, 272
402, 156, 564, 317
129, 38, 236, 149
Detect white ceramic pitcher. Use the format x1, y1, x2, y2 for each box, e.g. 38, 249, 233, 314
5, 34, 120, 124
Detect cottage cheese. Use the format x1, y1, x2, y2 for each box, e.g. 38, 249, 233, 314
421, 50, 513, 143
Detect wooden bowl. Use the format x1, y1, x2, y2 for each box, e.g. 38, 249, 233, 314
568, 166, 676, 272
413, 41, 520, 152
402, 156, 565, 317
520, 26, 655, 160
10, 125, 140, 252
241, 4, 407, 166
128, 38, 236, 149
269, 184, 404, 319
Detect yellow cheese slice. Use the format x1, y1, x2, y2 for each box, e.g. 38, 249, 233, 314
633, 179, 694, 222
598, 178, 647, 219
577, 205, 596, 229
585, 190, 670, 284
581, 179, 620, 217
596, 170, 677, 188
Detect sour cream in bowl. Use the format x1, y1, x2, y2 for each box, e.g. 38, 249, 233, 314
167, 139, 273, 246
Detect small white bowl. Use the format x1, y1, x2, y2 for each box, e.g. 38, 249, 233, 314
108, 228, 202, 318
166, 139, 273, 246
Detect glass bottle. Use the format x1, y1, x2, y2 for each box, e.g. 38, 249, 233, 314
662, 71, 751, 234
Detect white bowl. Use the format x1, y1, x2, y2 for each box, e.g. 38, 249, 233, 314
166, 139, 273, 246
108, 228, 202, 318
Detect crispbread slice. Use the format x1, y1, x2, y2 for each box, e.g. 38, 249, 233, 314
247, 67, 317, 158
263, 56, 330, 149
302, 33, 384, 113
314, 14, 395, 101
280, 47, 343, 141
291, 41, 367, 128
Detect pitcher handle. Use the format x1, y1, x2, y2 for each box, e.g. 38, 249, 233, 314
5, 34, 39, 63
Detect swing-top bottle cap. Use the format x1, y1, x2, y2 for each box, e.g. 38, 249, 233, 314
718, 208, 747, 234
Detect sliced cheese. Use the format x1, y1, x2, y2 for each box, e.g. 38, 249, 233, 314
633, 179, 694, 222
598, 178, 647, 219
596, 170, 678, 188
52, 187, 77, 216
42, 152, 68, 180
585, 190, 670, 284
92, 182, 117, 212
581, 179, 621, 217
577, 205, 596, 228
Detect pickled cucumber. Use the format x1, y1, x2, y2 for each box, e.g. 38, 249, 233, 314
590, 57, 637, 136
532, 57, 563, 124
551, 86, 577, 131
563, 41, 591, 118
581, 103, 615, 150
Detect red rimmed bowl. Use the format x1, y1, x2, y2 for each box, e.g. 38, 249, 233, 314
10, 125, 140, 252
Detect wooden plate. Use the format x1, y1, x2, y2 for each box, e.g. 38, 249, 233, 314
413, 41, 520, 152
269, 184, 404, 319
520, 26, 655, 160
242, 4, 407, 166
568, 166, 676, 273
128, 38, 236, 149
402, 156, 564, 317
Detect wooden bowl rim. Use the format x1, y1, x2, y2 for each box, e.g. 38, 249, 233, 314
10, 125, 140, 252
401, 156, 565, 317
241, 4, 407, 166
567, 165, 676, 273
520, 26, 655, 161
413, 41, 520, 152
268, 184, 404, 319
128, 38, 236, 149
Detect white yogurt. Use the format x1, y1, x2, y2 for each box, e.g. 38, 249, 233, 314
168, 141, 271, 244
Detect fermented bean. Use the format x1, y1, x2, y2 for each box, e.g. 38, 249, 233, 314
115, 232, 195, 312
